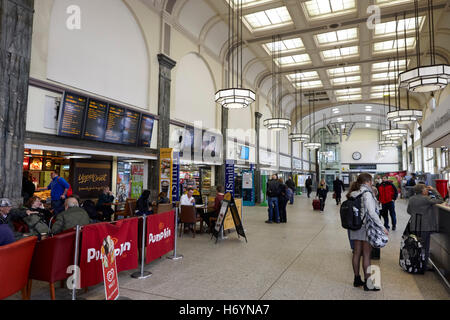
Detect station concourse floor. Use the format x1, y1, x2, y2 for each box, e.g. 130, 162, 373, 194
10, 194, 450, 300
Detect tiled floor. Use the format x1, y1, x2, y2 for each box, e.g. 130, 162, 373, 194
8, 194, 450, 300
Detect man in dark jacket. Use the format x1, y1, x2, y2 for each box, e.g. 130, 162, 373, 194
97, 186, 115, 221
0, 198, 33, 240
286, 176, 296, 205
51, 197, 90, 235
22, 173, 36, 204
407, 184, 443, 271
377, 176, 399, 230
278, 179, 289, 223
305, 176, 313, 198
333, 177, 345, 205
0, 224, 15, 246
266, 175, 281, 224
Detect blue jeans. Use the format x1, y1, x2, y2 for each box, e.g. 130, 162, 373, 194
381, 201, 397, 229
51, 199, 65, 215
288, 189, 294, 204
267, 197, 280, 222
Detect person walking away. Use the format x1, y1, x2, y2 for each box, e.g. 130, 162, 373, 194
316, 179, 329, 212
377, 176, 398, 231
305, 176, 313, 198
348, 173, 388, 291
47, 170, 70, 215
22, 172, 35, 204
136, 190, 152, 215
278, 179, 289, 223
266, 175, 281, 224
97, 186, 115, 221
286, 176, 296, 205
333, 177, 345, 205
407, 184, 443, 271
51, 197, 91, 235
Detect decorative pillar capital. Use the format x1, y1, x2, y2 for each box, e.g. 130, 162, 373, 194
157, 53, 177, 70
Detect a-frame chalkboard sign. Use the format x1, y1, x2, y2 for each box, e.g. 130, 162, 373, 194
212, 193, 247, 244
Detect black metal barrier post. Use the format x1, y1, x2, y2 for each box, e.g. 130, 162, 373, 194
131, 215, 152, 279
167, 207, 183, 260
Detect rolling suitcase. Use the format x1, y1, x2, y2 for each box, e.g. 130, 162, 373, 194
312, 198, 321, 211
399, 214, 426, 274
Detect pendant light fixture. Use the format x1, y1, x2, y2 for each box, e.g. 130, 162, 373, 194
304, 91, 321, 150
264, 35, 291, 131
215, 0, 255, 109
289, 79, 310, 142
398, 0, 450, 93
379, 106, 399, 148
388, 12, 423, 124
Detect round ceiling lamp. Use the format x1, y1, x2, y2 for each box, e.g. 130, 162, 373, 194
386, 109, 423, 124
215, 0, 255, 109
304, 142, 321, 150
398, 0, 449, 93
382, 128, 408, 140
264, 35, 291, 131
379, 140, 399, 148
289, 80, 310, 142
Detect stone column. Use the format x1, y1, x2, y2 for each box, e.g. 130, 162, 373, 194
217, 107, 228, 186
149, 54, 176, 198
254, 112, 262, 203
0, 0, 34, 206
410, 134, 415, 172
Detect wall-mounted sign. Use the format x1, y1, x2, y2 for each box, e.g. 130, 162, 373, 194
30, 158, 43, 171
73, 161, 112, 199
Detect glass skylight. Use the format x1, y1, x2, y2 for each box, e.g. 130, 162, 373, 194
286, 71, 319, 82
275, 53, 312, 67
374, 16, 425, 38
373, 38, 416, 53
315, 27, 358, 46
263, 37, 304, 54
372, 60, 408, 72
229, 0, 274, 8
243, 6, 293, 32
372, 72, 399, 81
336, 94, 361, 102
335, 88, 361, 96
321, 46, 359, 61
327, 65, 360, 77
371, 92, 398, 99
294, 80, 323, 89
376, 0, 413, 6
371, 84, 398, 92
330, 75, 361, 85
304, 0, 357, 20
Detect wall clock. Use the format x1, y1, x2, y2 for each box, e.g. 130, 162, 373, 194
352, 152, 362, 161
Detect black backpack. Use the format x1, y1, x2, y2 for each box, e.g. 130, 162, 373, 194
340, 191, 368, 230
82, 200, 99, 220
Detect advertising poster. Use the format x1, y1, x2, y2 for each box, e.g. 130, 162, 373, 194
224, 198, 242, 231
225, 160, 235, 197
131, 164, 144, 200
101, 235, 120, 301
202, 130, 223, 163
159, 148, 174, 201
73, 161, 112, 199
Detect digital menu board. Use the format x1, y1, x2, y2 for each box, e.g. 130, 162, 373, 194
139, 114, 155, 147
58, 92, 87, 138
83, 99, 108, 141
104, 105, 125, 144
122, 109, 140, 145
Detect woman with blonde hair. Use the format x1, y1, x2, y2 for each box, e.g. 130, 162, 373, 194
316, 179, 329, 212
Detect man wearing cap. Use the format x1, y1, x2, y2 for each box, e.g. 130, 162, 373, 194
47, 170, 70, 215
0, 199, 16, 246
0, 198, 27, 241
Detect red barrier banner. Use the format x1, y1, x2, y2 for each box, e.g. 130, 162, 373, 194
80, 218, 139, 288
145, 210, 175, 264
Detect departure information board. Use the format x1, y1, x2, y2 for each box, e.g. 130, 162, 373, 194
83, 99, 108, 141
57, 91, 155, 147
58, 92, 87, 138
104, 105, 125, 144
138, 114, 155, 147
122, 110, 140, 145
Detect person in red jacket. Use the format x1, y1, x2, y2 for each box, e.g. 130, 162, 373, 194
377, 176, 398, 230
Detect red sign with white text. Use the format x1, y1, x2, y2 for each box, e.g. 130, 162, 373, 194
80, 218, 138, 288
101, 236, 120, 300
145, 210, 175, 264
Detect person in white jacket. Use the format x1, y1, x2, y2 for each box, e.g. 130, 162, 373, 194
348, 173, 389, 291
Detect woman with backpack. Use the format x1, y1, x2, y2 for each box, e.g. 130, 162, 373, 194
348, 173, 388, 291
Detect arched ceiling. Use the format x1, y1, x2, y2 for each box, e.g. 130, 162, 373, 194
145, 0, 450, 121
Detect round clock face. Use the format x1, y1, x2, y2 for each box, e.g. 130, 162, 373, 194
352, 152, 362, 161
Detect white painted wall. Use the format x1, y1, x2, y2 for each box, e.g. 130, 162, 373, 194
46, 0, 149, 109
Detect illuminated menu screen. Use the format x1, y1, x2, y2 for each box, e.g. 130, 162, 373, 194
122, 110, 140, 145
58, 92, 87, 138
104, 105, 125, 144
138, 115, 155, 147
83, 99, 107, 141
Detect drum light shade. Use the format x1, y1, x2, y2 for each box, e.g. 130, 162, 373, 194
304, 142, 321, 150
215, 88, 256, 109
264, 118, 291, 131
289, 133, 310, 142
386, 109, 423, 124
379, 140, 398, 148
399, 65, 450, 93
382, 128, 407, 140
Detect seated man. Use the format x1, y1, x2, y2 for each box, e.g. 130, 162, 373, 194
51, 197, 91, 235
180, 188, 196, 232
200, 186, 225, 231
0, 224, 15, 246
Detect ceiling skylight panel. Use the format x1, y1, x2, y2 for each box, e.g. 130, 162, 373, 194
304, 0, 356, 20
330, 75, 361, 85
371, 85, 398, 92
263, 38, 304, 54
243, 6, 292, 31
275, 53, 312, 67
335, 88, 361, 95
376, 0, 413, 7
327, 65, 360, 77
370, 92, 397, 99
373, 38, 416, 53
294, 80, 323, 89
372, 72, 399, 81
287, 71, 319, 82
372, 60, 407, 72
321, 46, 359, 61
374, 16, 424, 38
315, 27, 358, 46
336, 94, 361, 102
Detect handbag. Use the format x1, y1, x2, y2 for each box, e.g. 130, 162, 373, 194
332, 192, 336, 199
365, 207, 388, 249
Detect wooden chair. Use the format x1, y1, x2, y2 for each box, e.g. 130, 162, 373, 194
155, 203, 172, 214
114, 199, 136, 220
179, 205, 202, 238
